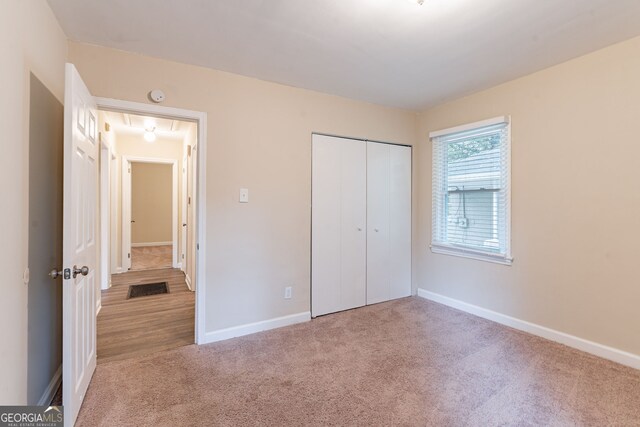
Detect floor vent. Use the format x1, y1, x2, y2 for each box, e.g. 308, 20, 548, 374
127, 282, 169, 299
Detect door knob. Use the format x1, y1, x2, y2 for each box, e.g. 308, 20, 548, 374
357, 227, 362, 231
49, 269, 63, 279
73, 265, 89, 278
374, 228, 379, 232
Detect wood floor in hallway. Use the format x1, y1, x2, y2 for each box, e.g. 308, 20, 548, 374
130, 245, 173, 270
97, 268, 195, 364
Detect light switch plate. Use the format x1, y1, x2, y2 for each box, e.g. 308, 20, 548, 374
239, 188, 249, 203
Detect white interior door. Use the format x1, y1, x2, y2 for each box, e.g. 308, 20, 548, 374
311, 134, 366, 316
62, 63, 98, 427
366, 142, 391, 304
122, 159, 132, 271
367, 142, 412, 304
388, 144, 412, 299
185, 145, 196, 288
181, 151, 188, 272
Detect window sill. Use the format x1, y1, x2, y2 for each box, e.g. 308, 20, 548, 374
430, 243, 513, 266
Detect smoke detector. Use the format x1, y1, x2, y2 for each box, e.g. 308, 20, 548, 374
148, 89, 166, 103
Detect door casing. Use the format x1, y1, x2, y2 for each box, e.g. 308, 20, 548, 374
96, 97, 207, 345
122, 157, 179, 270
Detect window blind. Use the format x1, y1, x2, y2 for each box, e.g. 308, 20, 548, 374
431, 119, 511, 263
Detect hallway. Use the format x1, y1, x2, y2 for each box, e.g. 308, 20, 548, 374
97, 268, 195, 364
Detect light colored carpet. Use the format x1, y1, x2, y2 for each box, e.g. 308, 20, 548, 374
76, 297, 640, 426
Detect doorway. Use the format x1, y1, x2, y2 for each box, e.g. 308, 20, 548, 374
96, 108, 200, 363
57, 64, 208, 425
126, 159, 177, 271
27, 74, 64, 406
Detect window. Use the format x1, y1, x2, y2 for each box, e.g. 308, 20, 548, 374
430, 116, 512, 265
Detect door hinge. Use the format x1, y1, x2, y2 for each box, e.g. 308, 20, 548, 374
128, 253, 131, 259
197, 243, 199, 250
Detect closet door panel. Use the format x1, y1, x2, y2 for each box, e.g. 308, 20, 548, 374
340, 140, 367, 311
312, 135, 366, 316
366, 142, 391, 305
389, 144, 412, 299
312, 137, 342, 316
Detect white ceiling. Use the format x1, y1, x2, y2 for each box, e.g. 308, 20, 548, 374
48, 0, 640, 110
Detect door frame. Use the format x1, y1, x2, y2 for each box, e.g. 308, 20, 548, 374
122, 156, 179, 269
99, 136, 111, 293
181, 148, 188, 273
96, 97, 207, 344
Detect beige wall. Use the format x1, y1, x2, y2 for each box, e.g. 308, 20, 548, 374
0, 0, 67, 404
417, 35, 640, 357
68, 42, 418, 333
131, 162, 173, 244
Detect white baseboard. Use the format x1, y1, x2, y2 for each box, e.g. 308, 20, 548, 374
131, 241, 172, 247
185, 274, 193, 291
203, 312, 311, 344
38, 364, 61, 406
417, 289, 640, 370
115, 267, 123, 274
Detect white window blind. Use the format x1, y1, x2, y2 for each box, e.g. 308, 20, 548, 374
431, 117, 512, 264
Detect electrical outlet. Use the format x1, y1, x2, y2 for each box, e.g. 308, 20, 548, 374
284, 286, 292, 299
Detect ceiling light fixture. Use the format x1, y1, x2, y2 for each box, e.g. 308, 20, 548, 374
144, 126, 156, 142
416, 0, 424, 4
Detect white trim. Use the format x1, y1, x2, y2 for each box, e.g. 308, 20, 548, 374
181, 148, 188, 273
131, 241, 172, 247
122, 156, 179, 269
417, 289, 640, 370
429, 115, 509, 138
99, 138, 111, 290
203, 312, 311, 344
96, 97, 207, 345
185, 274, 192, 291
115, 267, 123, 274
430, 243, 513, 265
110, 153, 120, 274
37, 365, 62, 406
195, 116, 207, 345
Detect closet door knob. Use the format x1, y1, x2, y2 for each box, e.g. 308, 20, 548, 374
357, 227, 362, 231
374, 228, 379, 232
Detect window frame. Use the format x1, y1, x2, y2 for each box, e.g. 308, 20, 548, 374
429, 116, 512, 265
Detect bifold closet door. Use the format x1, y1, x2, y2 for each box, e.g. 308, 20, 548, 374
366, 142, 411, 305
312, 135, 367, 317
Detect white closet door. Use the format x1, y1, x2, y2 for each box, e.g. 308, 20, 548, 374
367, 142, 412, 304
366, 142, 391, 304
388, 144, 412, 299
312, 135, 367, 316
